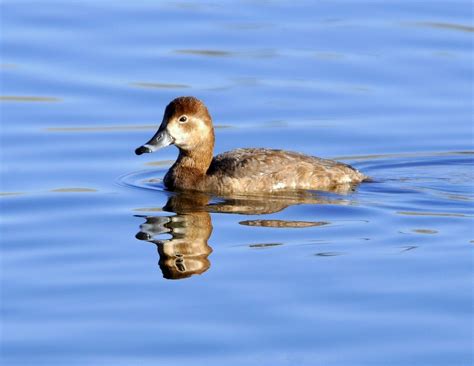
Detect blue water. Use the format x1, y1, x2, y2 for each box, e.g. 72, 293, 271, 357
1, 1, 473, 365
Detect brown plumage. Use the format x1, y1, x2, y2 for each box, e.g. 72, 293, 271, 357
135, 96, 367, 194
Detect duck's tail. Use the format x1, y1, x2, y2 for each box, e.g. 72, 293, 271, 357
353, 168, 371, 183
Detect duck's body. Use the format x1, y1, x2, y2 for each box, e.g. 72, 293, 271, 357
165, 148, 365, 194
136, 97, 367, 194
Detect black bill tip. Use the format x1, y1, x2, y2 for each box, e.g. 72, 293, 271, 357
135, 146, 151, 155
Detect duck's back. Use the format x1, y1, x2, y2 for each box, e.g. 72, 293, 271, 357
203, 148, 366, 193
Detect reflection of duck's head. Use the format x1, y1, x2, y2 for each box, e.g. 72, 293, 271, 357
157, 231, 212, 280
136, 194, 213, 280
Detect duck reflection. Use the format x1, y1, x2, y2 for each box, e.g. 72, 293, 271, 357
136, 194, 213, 280
135, 190, 352, 280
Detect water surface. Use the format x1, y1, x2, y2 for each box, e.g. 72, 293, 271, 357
1, 1, 473, 365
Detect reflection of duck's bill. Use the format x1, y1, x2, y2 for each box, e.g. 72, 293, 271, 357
135, 128, 174, 155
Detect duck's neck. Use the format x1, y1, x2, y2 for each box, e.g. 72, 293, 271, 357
167, 142, 214, 189
177, 141, 214, 171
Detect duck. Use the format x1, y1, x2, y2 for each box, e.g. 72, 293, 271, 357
135, 96, 367, 194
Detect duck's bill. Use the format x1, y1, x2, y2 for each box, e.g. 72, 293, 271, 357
135, 129, 174, 155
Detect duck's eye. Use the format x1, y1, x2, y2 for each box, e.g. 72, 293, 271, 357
178, 115, 188, 123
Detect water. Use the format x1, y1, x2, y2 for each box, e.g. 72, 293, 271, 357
1, 1, 473, 365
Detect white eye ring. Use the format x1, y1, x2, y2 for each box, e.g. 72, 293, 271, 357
178, 115, 188, 123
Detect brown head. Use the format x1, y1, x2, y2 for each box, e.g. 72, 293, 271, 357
135, 96, 214, 155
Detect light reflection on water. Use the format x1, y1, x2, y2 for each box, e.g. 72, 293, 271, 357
1, 0, 473, 365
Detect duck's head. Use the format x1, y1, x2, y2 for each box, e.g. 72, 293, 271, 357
135, 96, 214, 155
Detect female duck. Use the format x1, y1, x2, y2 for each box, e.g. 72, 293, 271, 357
135, 96, 367, 194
